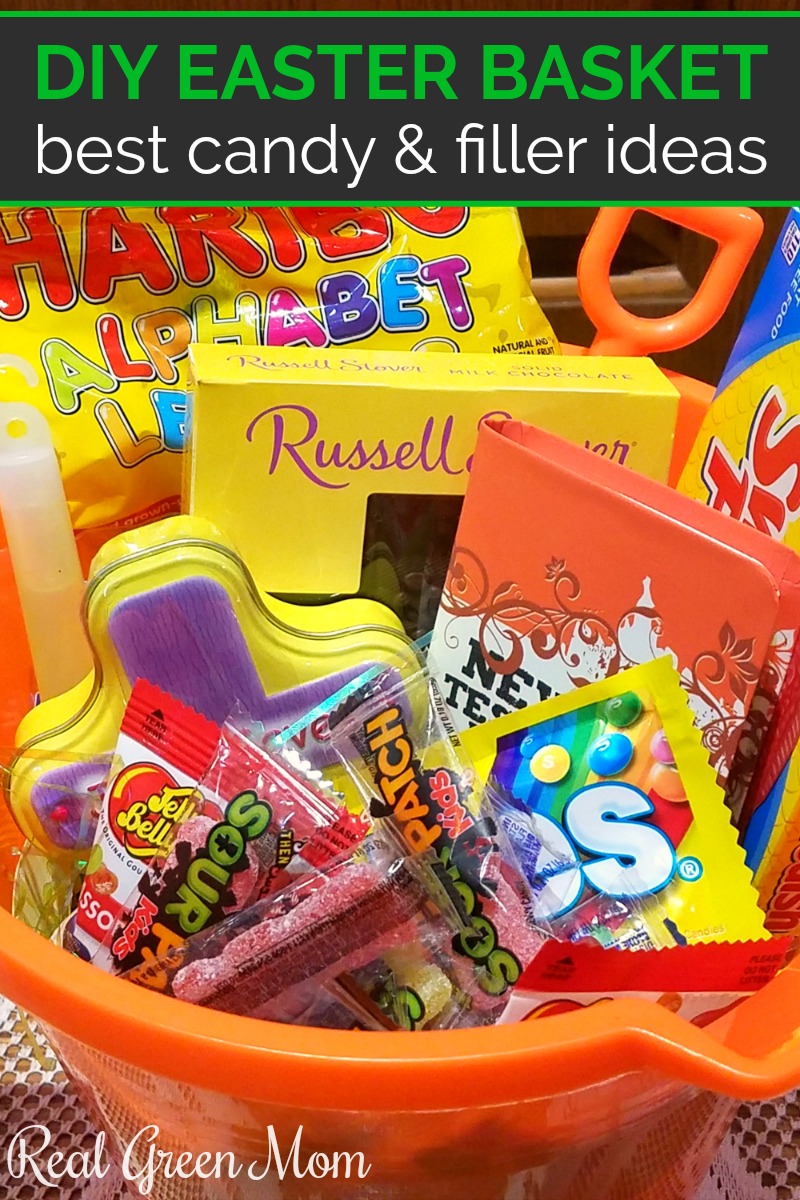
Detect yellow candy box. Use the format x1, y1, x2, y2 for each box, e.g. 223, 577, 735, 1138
185, 344, 679, 600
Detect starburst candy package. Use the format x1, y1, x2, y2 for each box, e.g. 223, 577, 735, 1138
460, 658, 768, 946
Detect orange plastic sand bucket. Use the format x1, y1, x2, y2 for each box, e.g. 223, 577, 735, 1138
1, 899, 800, 1199
0, 204, 782, 1200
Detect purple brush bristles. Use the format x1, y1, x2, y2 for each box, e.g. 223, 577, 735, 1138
30, 578, 406, 850
108, 578, 266, 723
106, 575, 379, 759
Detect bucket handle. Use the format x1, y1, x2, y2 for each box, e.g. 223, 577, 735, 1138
591, 954, 800, 1100
579, 206, 764, 358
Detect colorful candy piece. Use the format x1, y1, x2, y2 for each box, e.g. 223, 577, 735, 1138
587, 732, 634, 777
604, 692, 642, 728
530, 744, 570, 783
383, 948, 454, 1026
650, 763, 687, 802
30, 758, 109, 853
651, 729, 675, 765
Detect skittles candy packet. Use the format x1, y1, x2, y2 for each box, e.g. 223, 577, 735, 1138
461, 657, 768, 946
0, 206, 557, 544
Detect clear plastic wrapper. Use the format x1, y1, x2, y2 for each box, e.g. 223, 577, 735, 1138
489, 783, 676, 951
325, 945, 465, 1031
312, 661, 546, 1005
123, 841, 482, 1029
25, 754, 109, 855
548, 891, 676, 952
105, 720, 370, 976
8, 761, 102, 941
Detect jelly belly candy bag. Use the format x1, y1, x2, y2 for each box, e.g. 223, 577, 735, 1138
71, 679, 221, 964
324, 662, 544, 1006
461, 658, 768, 946
499, 934, 792, 1027
0, 206, 556, 539
107, 721, 369, 975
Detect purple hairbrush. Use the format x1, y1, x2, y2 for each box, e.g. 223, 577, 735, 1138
11, 516, 415, 855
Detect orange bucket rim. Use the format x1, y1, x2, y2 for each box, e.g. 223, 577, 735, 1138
2, 906, 800, 1110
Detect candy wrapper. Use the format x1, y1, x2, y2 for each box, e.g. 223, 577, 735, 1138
489, 782, 676, 950
461, 657, 768, 946
25, 755, 110, 856
105, 720, 370, 976
547, 890, 674, 952
326, 944, 463, 1031
124, 841, 479, 1030
499, 935, 792, 1027
72, 679, 221, 965
319, 661, 545, 1006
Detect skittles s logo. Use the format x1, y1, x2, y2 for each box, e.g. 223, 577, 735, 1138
530, 780, 682, 919
107, 762, 200, 859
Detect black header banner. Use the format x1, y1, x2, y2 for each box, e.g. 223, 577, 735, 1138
1, 10, 797, 203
